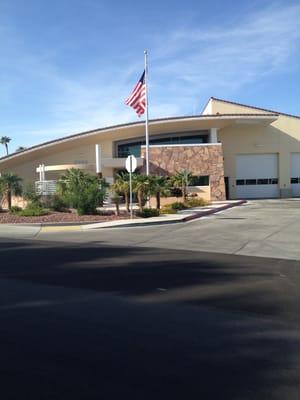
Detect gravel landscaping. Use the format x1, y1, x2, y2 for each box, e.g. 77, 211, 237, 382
0, 211, 132, 224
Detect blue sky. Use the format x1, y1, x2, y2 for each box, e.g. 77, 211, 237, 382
0, 0, 300, 154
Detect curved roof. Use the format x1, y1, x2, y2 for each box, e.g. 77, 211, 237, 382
0, 113, 278, 165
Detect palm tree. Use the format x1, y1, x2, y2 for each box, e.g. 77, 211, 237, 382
111, 172, 130, 212
0, 172, 23, 210
132, 174, 150, 211
172, 170, 192, 202
0, 136, 11, 156
56, 168, 88, 196
110, 192, 122, 216
149, 175, 170, 209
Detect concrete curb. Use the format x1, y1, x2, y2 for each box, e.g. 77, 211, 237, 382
0, 200, 247, 231
84, 200, 247, 230
182, 200, 247, 222
87, 218, 182, 229
2, 221, 103, 228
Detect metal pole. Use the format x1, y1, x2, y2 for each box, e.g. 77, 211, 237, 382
144, 50, 150, 176
129, 156, 133, 219
95, 144, 102, 177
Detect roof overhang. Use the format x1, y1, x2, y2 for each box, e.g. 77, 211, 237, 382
0, 114, 278, 167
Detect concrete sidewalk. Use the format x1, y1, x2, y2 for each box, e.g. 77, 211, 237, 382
82, 200, 246, 230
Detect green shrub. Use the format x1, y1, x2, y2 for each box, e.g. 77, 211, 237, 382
57, 169, 108, 215
136, 207, 160, 218
10, 205, 22, 214
160, 204, 177, 214
43, 194, 69, 212
17, 203, 49, 217
160, 202, 188, 214
72, 183, 106, 215
170, 202, 188, 210
23, 183, 42, 206
185, 198, 209, 208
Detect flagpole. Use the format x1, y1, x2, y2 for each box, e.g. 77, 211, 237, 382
144, 50, 150, 176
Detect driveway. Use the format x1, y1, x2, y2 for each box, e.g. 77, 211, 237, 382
23, 199, 300, 261
0, 199, 300, 260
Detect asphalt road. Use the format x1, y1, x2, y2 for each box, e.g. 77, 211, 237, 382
1, 200, 300, 399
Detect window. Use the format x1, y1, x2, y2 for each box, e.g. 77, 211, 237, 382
291, 177, 300, 184
237, 178, 278, 185
257, 179, 268, 185
190, 175, 209, 186
118, 142, 143, 158
245, 179, 256, 185
116, 131, 209, 158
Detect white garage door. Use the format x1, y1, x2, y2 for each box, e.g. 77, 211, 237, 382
236, 154, 279, 199
291, 153, 300, 196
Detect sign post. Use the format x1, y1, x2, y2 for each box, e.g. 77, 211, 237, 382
125, 155, 137, 219
95, 144, 102, 178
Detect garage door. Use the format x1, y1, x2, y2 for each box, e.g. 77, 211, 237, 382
291, 153, 300, 196
236, 154, 279, 199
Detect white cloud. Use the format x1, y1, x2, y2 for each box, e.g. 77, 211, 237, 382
153, 3, 300, 94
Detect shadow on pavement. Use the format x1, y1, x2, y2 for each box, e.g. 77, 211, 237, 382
0, 238, 300, 399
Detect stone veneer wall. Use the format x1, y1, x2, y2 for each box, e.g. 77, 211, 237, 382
1, 196, 28, 210
141, 144, 226, 201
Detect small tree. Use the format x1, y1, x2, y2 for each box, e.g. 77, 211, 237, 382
172, 170, 192, 202
0, 172, 22, 210
110, 192, 122, 216
111, 172, 130, 212
149, 175, 170, 209
132, 174, 150, 212
56, 168, 108, 215
0, 136, 11, 155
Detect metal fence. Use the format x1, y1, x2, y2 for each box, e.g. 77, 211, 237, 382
35, 180, 57, 195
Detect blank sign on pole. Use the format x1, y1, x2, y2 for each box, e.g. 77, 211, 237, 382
125, 155, 137, 173
125, 155, 137, 219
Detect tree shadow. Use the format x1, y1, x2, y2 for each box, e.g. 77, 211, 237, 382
0, 238, 300, 399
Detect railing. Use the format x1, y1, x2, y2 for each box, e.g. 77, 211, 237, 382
35, 180, 57, 195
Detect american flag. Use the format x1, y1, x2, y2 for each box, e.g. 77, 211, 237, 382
125, 71, 146, 117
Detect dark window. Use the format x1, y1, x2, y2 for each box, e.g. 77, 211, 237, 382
150, 135, 208, 146
257, 179, 268, 185
245, 179, 256, 185
117, 132, 209, 158
118, 142, 143, 158
291, 177, 299, 184
170, 187, 182, 197
190, 175, 209, 186
238, 178, 278, 185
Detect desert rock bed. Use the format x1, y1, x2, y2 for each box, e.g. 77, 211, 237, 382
0, 211, 131, 224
